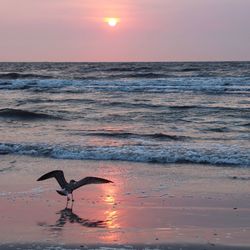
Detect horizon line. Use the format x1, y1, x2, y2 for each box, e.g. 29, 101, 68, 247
1, 60, 250, 63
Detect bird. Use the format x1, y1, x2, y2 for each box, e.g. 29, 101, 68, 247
37, 170, 113, 202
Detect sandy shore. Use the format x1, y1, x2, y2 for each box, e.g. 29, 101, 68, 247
0, 155, 250, 249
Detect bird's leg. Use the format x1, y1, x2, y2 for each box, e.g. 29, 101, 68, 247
66, 198, 69, 208
70, 201, 74, 210
67, 194, 70, 202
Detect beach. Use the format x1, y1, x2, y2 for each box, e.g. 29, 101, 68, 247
1, 155, 249, 249
0, 62, 249, 249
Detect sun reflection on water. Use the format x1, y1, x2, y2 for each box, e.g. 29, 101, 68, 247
105, 194, 115, 204
103, 184, 120, 229
100, 181, 121, 242
105, 210, 119, 229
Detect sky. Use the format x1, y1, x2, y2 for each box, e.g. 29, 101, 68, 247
0, 0, 250, 62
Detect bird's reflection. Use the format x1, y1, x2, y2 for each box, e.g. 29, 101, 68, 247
38, 204, 106, 231
55, 207, 105, 228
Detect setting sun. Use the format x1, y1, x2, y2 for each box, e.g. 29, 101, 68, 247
104, 17, 120, 27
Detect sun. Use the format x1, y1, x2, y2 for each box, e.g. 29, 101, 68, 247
104, 17, 120, 27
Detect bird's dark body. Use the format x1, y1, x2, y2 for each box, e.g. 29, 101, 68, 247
37, 170, 113, 201
56, 190, 67, 196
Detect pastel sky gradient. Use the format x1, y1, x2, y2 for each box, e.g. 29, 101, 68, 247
0, 0, 250, 62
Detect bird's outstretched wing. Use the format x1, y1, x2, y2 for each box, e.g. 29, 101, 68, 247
72, 177, 113, 191
37, 170, 67, 189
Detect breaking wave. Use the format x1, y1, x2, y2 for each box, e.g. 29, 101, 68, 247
0, 142, 249, 167
0, 77, 249, 94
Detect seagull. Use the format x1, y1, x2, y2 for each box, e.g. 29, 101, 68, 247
37, 170, 113, 202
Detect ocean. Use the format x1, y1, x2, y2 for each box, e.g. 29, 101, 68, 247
0, 62, 249, 167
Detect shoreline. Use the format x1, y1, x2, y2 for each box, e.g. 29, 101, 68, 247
0, 155, 250, 248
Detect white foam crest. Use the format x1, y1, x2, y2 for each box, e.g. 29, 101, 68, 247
0, 142, 249, 167
0, 77, 249, 94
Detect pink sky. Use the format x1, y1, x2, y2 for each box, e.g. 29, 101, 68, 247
0, 0, 250, 62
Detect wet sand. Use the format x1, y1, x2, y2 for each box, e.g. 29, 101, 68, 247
0, 155, 250, 249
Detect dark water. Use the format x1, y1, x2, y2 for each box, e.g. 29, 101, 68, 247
0, 62, 249, 166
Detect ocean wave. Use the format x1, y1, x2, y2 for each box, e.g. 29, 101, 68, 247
204, 127, 230, 133
169, 105, 199, 109
181, 67, 201, 72
0, 79, 72, 91
0, 142, 249, 167
0, 77, 249, 94
105, 65, 152, 72
102, 101, 165, 109
73, 132, 188, 141
1, 62, 250, 80
0, 72, 51, 79
125, 72, 167, 78
0, 108, 62, 120
242, 122, 250, 127
169, 105, 250, 113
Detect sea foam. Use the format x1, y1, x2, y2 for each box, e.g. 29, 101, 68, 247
0, 142, 249, 167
